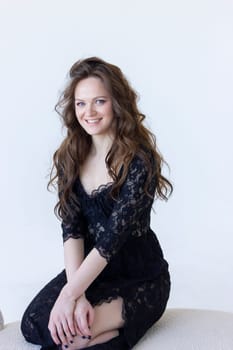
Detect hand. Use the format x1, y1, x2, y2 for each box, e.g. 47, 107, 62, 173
74, 294, 95, 338
48, 287, 76, 346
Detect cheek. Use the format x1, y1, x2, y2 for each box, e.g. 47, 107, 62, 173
105, 105, 114, 119
75, 109, 84, 121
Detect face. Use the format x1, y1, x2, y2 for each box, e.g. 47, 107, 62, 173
74, 76, 115, 138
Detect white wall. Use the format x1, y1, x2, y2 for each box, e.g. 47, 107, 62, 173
0, 0, 232, 323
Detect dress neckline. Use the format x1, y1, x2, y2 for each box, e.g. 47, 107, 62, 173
78, 178, 114, 198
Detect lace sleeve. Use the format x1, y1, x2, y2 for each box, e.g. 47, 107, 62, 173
94, 155, 157, 262
61, 212, 85, 243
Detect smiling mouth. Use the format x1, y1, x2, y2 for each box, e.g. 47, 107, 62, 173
85, 118, 102, 124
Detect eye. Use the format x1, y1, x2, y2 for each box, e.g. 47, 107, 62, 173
96, 99, 106, 105
76, 101, 85, 107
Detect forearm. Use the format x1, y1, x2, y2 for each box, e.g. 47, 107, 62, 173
64, 238, 84, 282
62, 247, 107, 300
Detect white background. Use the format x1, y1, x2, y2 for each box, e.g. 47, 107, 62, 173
0, 0, 233, 323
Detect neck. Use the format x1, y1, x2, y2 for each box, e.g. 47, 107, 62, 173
90, 134, 114, 158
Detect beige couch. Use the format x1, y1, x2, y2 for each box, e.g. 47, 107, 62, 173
0, 308, 233, 350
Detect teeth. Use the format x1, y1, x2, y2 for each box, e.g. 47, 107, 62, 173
86, 119, 101, 124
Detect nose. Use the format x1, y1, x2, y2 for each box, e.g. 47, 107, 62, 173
86, 102, 97, 117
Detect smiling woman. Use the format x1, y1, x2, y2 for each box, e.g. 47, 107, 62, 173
20, 57, 173, 350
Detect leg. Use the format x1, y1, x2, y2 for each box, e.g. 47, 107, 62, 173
21, 270, 67, 348
61, 297, 125, 350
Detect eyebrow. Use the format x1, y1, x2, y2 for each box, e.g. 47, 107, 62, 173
74, 95, 109, 101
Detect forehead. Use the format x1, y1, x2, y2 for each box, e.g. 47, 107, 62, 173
74, 76, 110, 99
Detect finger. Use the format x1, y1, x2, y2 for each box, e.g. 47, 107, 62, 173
79, 312, 91, 337
67, 316, 76, 338
76, 317, 86, 336
74, 312, 84, 336
48, 323, 61, 345
88, 307, 95, 329
62, 319, 73, 342
56, 322, 68, 346
74, 320, 83, 337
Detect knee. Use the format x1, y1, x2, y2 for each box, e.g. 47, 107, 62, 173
20, 309, 41, 344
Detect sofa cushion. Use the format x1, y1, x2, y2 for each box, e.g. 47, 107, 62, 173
0, 309, 233, 350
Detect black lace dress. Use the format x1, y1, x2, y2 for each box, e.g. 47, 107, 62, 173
21, 155, 171, 350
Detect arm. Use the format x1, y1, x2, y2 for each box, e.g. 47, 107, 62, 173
49, 227, 94, 344
61, 192, 86, 280
63, 238, 95, 338
62, 247, 107, 300
64, 238, 84, 282
49, 196, 94, 344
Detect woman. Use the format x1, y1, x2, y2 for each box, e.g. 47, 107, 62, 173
21, 57, 173, 350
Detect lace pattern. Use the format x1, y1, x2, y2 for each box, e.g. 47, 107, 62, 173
82, 156, 156, 262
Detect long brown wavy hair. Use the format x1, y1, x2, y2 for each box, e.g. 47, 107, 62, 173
48, 57, 173, 222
